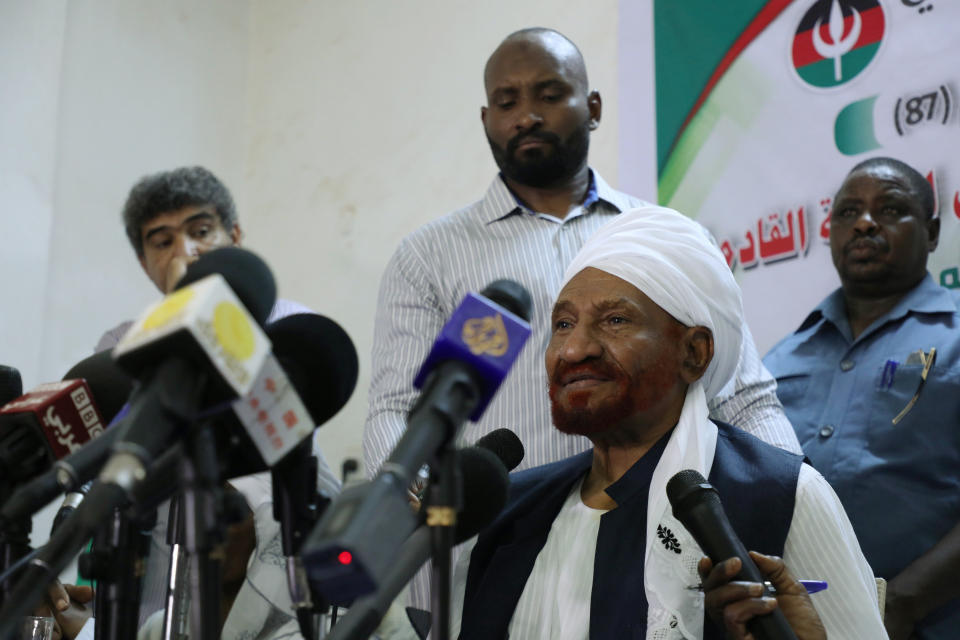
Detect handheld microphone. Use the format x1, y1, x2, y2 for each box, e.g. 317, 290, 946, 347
0, 247, 277, 636
323, 444, 510, 640
667, 470, 799, 640
301, 280, 531, 602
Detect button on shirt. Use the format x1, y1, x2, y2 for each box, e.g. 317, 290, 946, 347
764, 274, 960, 638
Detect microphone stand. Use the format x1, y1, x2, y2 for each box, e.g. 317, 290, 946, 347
0, 516, 30, 610
273, 440, 332, 640
162, 495, 190, 640
81, 506, 154, 640
181, 424, 226, 640
425, 445, 462, 640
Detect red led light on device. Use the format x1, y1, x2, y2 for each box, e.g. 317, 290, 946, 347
337, 551, 353, 565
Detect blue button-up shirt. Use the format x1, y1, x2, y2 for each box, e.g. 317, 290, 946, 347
764, 274, 960, 638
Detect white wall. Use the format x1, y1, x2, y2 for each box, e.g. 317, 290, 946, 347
0, 1, 67, 390
4, 1, 654, 488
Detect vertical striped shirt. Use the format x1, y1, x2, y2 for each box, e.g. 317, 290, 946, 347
363, 172, 799, 476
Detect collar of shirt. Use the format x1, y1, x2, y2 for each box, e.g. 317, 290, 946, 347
601, 428, 672, 507
795, 273, 958, 344
478, 169, 633, 225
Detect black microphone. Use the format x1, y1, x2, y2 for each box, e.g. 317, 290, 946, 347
0, 350, 135, 525
302, 280, 531, 602
0, 366, 22, 406
325, 445, 510, 640
263, 314, 359, 640
474, 428, 524, 472
667, 470, 799, 640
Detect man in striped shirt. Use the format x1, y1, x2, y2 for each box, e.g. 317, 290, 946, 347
364, 28, 799, 478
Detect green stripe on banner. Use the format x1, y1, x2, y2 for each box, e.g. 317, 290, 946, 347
659, 59, 768, 210
654, 0, 768, 173
795, 42, 881, 87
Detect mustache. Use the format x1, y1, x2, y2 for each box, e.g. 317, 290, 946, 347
549, 361, 623, 386
844, 236, 886, 254
506, 130, 562, 155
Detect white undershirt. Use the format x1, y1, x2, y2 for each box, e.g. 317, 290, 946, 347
508, 476, 606, 640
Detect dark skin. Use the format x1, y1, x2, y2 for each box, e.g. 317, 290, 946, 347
546, 269, 826, 633
546, 268, 710, 508
481, 30, 600, 219
829, 162, 939, 340
699, 552, 825, 640
830, 161, 957, 638
884, 521, 960, 640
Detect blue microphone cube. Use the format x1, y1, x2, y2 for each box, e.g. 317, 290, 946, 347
413, 292, 531, 422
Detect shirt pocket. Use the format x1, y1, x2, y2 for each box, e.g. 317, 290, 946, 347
870, 362, 925, 430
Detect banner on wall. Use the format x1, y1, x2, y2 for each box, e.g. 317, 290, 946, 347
651, 0, 960, 353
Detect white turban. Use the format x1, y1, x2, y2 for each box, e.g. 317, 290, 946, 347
560, 205, 743, 401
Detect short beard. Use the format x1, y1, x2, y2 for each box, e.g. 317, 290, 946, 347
487, 120, 590, 189
548, 359, 636, 439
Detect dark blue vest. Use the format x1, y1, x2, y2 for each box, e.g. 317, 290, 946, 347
460, 421, 803, 639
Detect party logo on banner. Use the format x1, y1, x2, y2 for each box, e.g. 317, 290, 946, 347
792, 0, 885, 89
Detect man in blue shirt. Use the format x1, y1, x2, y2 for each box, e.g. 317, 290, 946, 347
764, 157, 960, 639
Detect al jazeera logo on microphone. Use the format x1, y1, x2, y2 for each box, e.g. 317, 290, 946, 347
114, 274, 270, 397
462, 312, 510, 357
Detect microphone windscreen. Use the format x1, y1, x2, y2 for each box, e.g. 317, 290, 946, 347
266, 313, 358, 426
0, 365, 22, 406
474, 428, 524, 472
62, 351, 135, 423
175, 246, 277, 326
666, 468, 717, 517
481, 279, 532, 322
455, 446, 509, 542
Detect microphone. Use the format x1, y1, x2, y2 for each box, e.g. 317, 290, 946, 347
474, 428, 524, 472
232, 313, 358, 469
667, 470, 799, 640
50, 481, 92, 535
259, 314, 358, 639
0, 247, 277, 636
0, 366, 22, 406
410, 428, 524, 504
324, 445, 510, 640
301, 280, 531, 602
0, 350, 135, 525
0, 348, 133, 507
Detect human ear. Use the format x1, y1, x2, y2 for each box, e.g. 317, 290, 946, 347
679, 326, 713, 384
230, 222, 243, 247
587, 90, 601, 130
927, 216, 940, 252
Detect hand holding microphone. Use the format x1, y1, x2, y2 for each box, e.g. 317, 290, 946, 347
698, 551, 825, 640
667, 470, 805, 640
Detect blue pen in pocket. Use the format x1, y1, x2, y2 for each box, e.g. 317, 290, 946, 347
879, 360, 898, 390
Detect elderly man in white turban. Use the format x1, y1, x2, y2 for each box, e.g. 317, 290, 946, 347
431, 207, 886, 640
